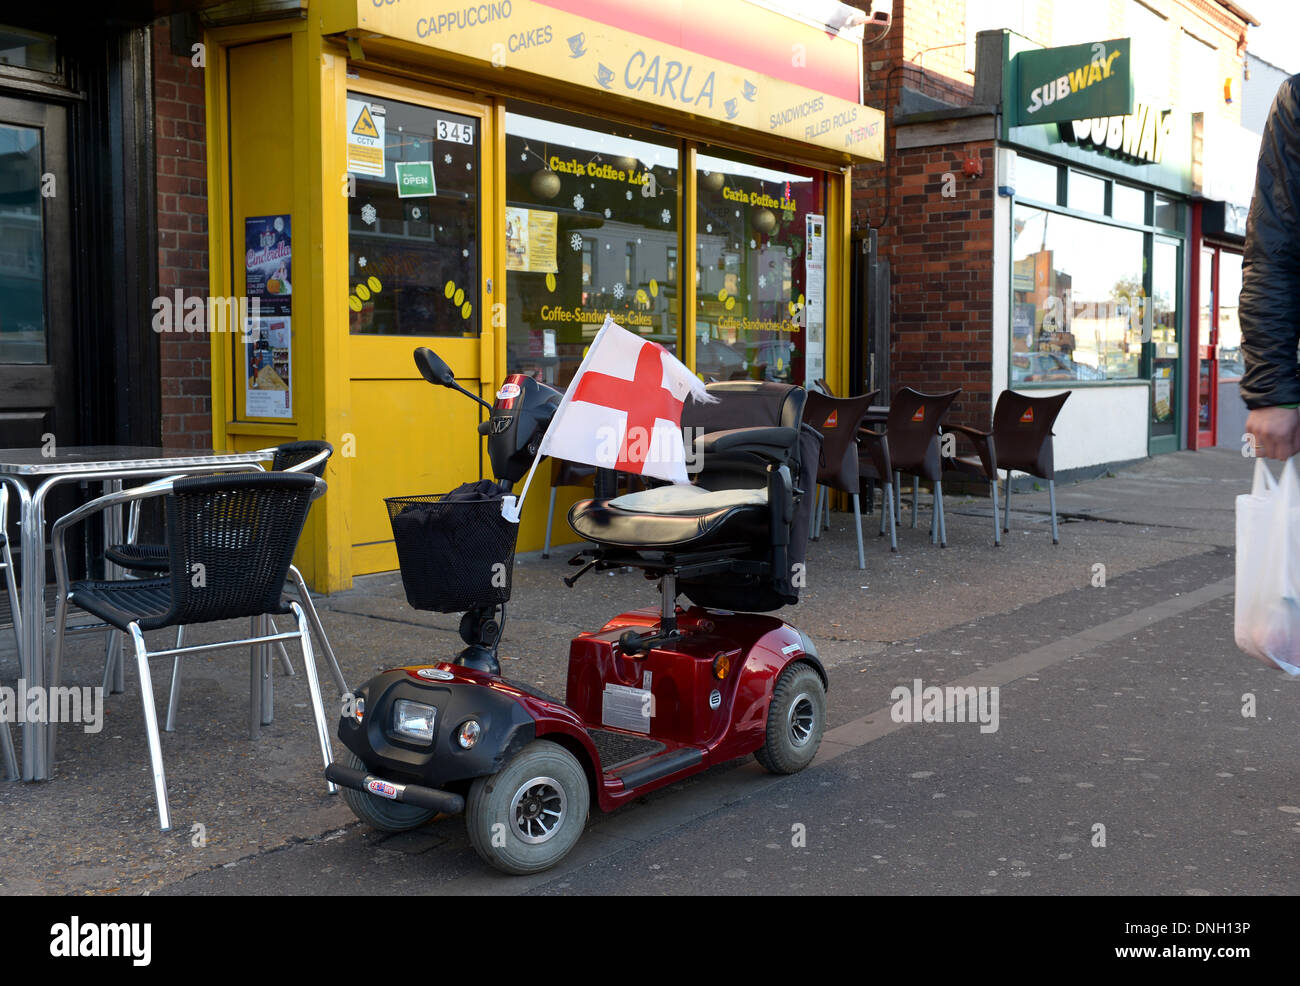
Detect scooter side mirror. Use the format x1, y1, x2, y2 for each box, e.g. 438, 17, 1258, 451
414, 347, 456, 388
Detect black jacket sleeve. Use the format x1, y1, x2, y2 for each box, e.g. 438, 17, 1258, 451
1239, 74, 1300, 409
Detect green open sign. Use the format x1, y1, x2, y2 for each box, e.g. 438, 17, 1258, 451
395, 160, 436, 198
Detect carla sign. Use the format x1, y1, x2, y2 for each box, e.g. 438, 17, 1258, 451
1060, 101, 1174, 165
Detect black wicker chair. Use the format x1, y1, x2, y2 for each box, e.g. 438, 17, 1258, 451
101, 440, 344, 730
49, 471, 335, 831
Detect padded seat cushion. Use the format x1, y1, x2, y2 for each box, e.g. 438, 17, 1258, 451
568, 486, 769, 551
607, 484, 766, 514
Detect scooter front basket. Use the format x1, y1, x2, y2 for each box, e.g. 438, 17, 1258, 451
385, 493, 517, 612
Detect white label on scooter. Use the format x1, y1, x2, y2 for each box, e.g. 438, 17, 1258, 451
781, 642, 802, 655
603, 683, 652, 733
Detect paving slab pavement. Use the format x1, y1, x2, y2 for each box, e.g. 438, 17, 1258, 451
0, 445, 1268, 894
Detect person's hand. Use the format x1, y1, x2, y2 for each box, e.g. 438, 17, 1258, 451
1245, 406, 1300, 460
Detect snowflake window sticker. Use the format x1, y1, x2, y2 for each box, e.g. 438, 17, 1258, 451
758, 274, 767, 289
749, 238, 756, 249
661, 208, 671, 224
573, 193, 585, 210
625, 190, 633, 200
604, 208, 612, 218
570, 232, 584, 252
361, 203, 377, 225
358, 256, 367, 268
705, 223, 712, 233
444, 153, 452, 165
613, 283, 625, 300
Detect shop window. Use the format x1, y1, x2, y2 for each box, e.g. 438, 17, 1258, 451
0, 26, 57, 76
1217, 251, 1244, 381
695, 149, 827, 386
1014, 156, 1060, 206
1112, 183, 1147, 225
0, 122, 45, 364
503, 105, 679, 389
1153, 194, 1183, 231
1011, 204, 1145, 384
346, 94, 480, 338
1150, 237, 1180, 435
1067, 170, 1106, 215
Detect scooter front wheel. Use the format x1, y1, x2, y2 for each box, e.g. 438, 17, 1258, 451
339, 750, 439, 833
466, 739, 590, 875
754, 663, 826, 774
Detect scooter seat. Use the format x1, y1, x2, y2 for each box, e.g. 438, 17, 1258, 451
568, 484, 769, 551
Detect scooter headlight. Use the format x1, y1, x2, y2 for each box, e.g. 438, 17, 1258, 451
392, 700, 437, 743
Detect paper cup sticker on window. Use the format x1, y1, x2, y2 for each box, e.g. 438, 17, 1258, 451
346, 98, 385, 177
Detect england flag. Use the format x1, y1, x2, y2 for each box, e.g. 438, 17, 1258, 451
538, 315, 714, 484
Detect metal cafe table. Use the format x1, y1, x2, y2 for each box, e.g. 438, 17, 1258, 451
0, 446, 277, 781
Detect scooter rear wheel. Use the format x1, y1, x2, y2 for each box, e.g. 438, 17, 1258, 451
466, 739, 590, 875
339, 750, 439, 833
754, 663, 826, 774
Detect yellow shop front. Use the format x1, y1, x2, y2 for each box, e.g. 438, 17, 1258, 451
204, 0, 884, 591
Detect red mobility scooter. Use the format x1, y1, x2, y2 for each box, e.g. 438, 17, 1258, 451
325, 346, 827, 874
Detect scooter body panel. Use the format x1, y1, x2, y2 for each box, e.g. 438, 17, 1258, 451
336, 607, 824, 814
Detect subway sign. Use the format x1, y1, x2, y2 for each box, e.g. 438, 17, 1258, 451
1060, 102, 1174, 165
1014, 38, 1132, 127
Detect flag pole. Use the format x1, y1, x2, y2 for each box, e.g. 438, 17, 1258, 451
501, 314, 615, 524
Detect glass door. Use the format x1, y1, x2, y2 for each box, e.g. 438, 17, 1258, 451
1214, 250, 1244, 447
1195, 246, 1217, 447
344, 78, 495, 575
0, 94, 75, 449
1148, 236, 1182, 454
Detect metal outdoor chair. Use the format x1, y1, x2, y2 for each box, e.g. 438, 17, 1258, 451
804, 390, 877, 569
858, 387, 960, 548
1, 485, 21, 780
945, 391, 1071, 544
48, 471, 336, 831
102, 440, 345, 730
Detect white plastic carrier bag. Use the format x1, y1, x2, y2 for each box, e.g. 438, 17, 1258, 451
1235, 456, 1300, 674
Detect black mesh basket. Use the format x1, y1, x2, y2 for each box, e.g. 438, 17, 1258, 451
385, 493, 517, 612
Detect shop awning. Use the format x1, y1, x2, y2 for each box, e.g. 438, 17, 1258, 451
321, 0, 883, 162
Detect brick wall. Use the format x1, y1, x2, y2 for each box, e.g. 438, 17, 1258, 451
851, 1, 992, 426
153, 18, 212, 450
887, 141, 996, 429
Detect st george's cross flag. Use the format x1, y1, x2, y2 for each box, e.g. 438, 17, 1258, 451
538, 315, 715, 484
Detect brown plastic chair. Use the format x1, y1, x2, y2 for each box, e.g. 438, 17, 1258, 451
945, 390, 1070, 544
804, 390, 877, 569
860, 387, 960, 548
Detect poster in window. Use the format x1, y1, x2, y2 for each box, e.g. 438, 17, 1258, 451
804, 213, 826, 383
245, 214, 292, 418
505, 206, 558, 273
